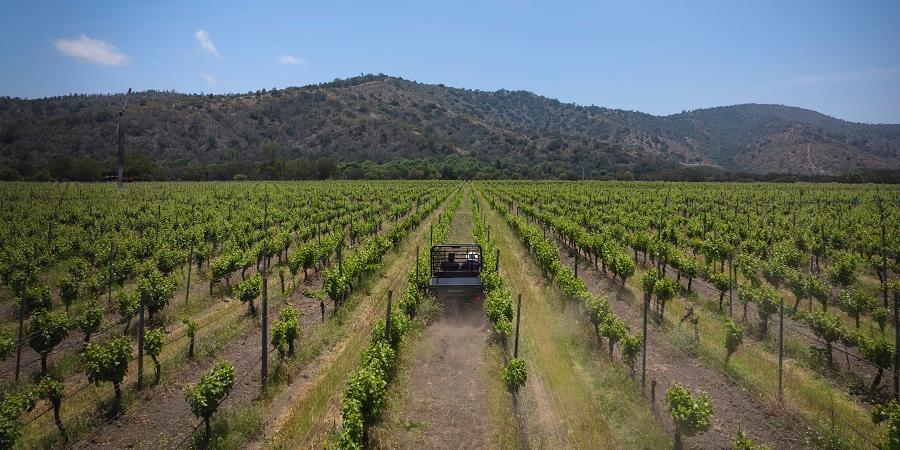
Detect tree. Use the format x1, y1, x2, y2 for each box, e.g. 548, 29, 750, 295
144, 328, 164, 384
78, 300, 105, 343
183, 319, 198, 359
237, 273, 262, 316
138, 270, 175, 322
723, 318, 743, 363
809, 311, 842, 367
35, 377, 65, 436
82, 336, 133, 405
666, 383, 713, 449
186, 361, 235, 440
28, 309, 73, 375
862, 335, 894, 392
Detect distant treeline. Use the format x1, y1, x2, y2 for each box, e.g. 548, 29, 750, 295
1, 153, 897, 184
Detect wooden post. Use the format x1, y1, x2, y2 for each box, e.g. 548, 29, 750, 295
574, 252, 578, 279
107, 240, 115, 306
642, 292, 648, 392
495, 249, 500, 272
728, 256, 734, 316
514, 294, 522, 358
115, 89, 131, 191
320, 300, 325, 323
185, 205, 195, 304
895, 283, 899, 401
778, 297, 784, 400
14, 281, 24, 383
261, 193, 269, 391
385, 290, 393, 342
415, 246, 420, 286
137, 291, 145, 389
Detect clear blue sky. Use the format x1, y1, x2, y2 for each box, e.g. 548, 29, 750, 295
2, 0, 899, 123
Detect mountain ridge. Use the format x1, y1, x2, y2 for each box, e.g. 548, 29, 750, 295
1, 74, 898, 181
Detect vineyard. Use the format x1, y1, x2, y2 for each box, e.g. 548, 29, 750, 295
0, 180, 897, 449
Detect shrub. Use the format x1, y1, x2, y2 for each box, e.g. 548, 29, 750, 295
872, 399, 900, 450
186, 361, 236, 439
28, 309, 73, 375
144, 327, 165, 384
237, 273, 262, 316
666, 383, 713, 448
503, 357, 528, 391
83, 336, 133, 405
724, 318, 743, 362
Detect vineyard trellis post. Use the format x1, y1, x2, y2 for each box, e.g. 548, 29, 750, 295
15, 280, 25, 382
574, 251, 578, 279
895, 267, 899, 401
385, 290, 393, 340
415, 246, 420, 286
107, 240, 115, 306
514, 294, 522, 358
115, 88, 131, 192
728, 256, 734, 317
185, 205, 195, 304
261, 192, 269, 391
778, 297, 784, 400
495, 249, 500, 272
642, 291, 648, 392
137, 290, 145, 389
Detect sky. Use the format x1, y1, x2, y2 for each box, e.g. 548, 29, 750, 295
1, 0, 899, 124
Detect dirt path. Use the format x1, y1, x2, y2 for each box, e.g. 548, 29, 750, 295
375, 197, 504, 449
258, 196, 453, 449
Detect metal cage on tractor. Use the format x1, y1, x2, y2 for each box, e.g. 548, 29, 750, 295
428, 244, 483, 299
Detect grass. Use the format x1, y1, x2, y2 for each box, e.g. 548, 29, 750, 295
602, 246, 883, 448
225, 199, 450, 449
479, 192, 671, 449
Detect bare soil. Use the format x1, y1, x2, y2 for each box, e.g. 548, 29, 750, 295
556, 238, 808, 448
375, 204, 501, 449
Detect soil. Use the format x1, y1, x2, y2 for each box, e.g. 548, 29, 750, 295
554, 232, 809, 448
251, 198, 451, 448
375, 203, 499, 449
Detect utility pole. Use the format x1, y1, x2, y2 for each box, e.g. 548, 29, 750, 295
116, 89, 132, 191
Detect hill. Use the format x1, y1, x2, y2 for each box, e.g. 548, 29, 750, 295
1, 74, 898, 181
